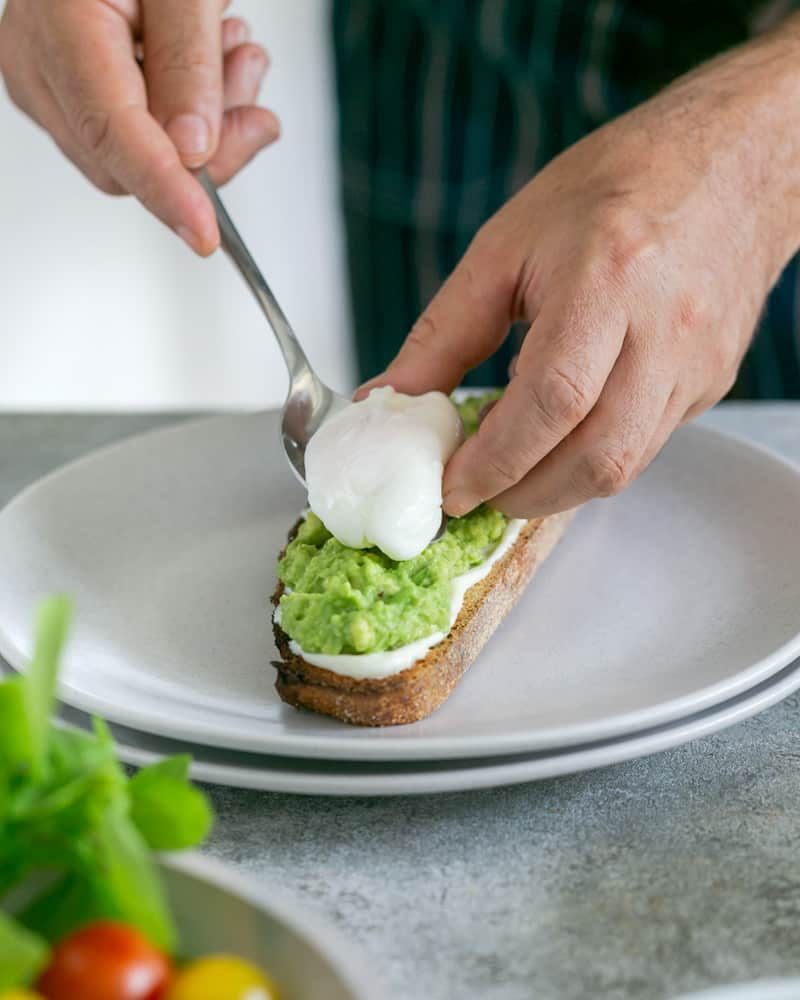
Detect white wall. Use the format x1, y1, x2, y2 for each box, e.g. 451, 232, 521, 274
0, 0, 355, 411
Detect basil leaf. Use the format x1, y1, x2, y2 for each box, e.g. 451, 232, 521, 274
132, 754, 191, 784
91, 803, 177, 952
0, 908, 49, 990
0, 678, 33, 778
129, 758, 212, 850
23, 596, 72, 780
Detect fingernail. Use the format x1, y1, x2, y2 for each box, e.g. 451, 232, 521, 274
353, 380, 381, 401
443, 489, 478, 518
166, 113, 211, 157
175, 224, 204, 253
247, 50, 267, 85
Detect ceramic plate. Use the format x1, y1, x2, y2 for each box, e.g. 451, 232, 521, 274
44, 655, 800, 795
0, 412, 799, 761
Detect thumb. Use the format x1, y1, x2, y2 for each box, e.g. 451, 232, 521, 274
356, 229, 516, 399
142, 0, 224, 167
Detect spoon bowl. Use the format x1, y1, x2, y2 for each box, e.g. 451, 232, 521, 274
281, 371, 350, 485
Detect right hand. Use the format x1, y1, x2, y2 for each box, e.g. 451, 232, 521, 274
0, 0, 280, 255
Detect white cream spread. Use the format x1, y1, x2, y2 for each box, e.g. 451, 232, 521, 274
274, 517, 525, 680
305, 387, 464, 561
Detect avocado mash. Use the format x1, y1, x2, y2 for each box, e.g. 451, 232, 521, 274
277, 393, 509, 655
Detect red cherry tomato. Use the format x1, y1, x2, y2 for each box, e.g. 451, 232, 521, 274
37, 921, 171, 1000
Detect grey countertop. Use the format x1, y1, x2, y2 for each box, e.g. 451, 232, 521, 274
1, 404, 799, 1000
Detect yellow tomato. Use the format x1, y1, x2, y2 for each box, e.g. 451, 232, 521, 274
0, 992, 46, 999
166, 955, 279, 1000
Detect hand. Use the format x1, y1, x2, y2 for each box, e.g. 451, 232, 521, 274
360, 21, 800, 518
0, 0, 279, 255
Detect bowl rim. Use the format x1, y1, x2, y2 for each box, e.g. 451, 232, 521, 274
159, 851, 386, 1000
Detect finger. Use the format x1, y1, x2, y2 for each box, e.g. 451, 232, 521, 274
47, 4, 218, 253
142, 0, 224, 167
223, 42, 268, 109
631, 386, 691, 478
29, 74, 125, 194
206, 106, 280, 186
490, 338, 673, 517
355, 229, 516, 398
124, 0, 233, 38
222, 16, 250, 54
442, 289, 628, 515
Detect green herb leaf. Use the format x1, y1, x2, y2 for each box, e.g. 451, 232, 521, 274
0, 908, 49, 990
1, 597, 214, 961
133, 754, 191, 784
129, 756, 213, 850
0, 677, 33, 779
17, 871, 106, 946
91, 804, 177, 952
23, 596, 72, 781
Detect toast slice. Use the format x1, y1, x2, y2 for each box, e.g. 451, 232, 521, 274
271, 509, 574, 727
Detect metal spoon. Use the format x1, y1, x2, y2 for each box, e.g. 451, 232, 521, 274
197, 170, 348, 486
198, 171, 448, 544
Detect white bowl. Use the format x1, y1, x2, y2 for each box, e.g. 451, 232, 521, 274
160, 853, 381, 1000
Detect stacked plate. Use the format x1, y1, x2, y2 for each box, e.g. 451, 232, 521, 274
1, 410, 799, 795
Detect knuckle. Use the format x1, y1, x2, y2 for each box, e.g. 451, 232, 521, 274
150, 39, 217, 83
1, 70, 21, 110
596, 205, 659, 287
77, 108, 113, 156
576, 445, 633, 498
702, 334, 739, 388
92, 171, 125, 196
405, 313, 439, 354
673, 292, 708, 335
0, 29, 9, 81
526, 362, 593, 431
714, 366, 738, 402
484, 451, 523, 491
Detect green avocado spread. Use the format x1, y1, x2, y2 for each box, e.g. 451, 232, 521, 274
276, 392, 508, 655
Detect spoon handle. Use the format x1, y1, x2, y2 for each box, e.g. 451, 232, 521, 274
197, 170, 311, 383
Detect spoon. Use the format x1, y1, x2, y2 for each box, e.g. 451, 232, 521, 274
197, 170, 349, 486
198, 171, 448, 544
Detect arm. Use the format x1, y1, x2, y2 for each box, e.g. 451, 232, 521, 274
0, 0, 279, 255
362, 14, 800, 517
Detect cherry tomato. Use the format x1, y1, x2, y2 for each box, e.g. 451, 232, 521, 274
37, 921, 171, 1000
165, 955, 279, 1000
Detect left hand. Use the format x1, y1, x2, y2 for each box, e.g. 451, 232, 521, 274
359, 21, 800, 518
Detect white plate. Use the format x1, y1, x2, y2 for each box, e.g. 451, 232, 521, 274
51, 655, 800, 795
0, 412, 799, 762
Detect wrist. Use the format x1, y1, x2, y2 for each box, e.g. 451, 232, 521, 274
667, 15, 800, 286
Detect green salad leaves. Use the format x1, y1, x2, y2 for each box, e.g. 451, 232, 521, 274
0, 597, 214, 989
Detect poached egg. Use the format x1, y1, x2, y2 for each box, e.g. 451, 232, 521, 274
305, 387, 464, 561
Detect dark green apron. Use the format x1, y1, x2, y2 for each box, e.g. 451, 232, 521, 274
333, 0, 800, 398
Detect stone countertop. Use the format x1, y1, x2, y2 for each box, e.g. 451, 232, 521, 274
1, 404, 799, 1000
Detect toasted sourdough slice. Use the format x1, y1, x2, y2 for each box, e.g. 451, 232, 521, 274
271, 510, 574, 727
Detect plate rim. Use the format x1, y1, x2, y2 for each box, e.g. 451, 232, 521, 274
2, 413, 800, 761
107, 653, 800, 794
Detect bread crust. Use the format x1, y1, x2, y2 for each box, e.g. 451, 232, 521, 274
271, 511, 574, 726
